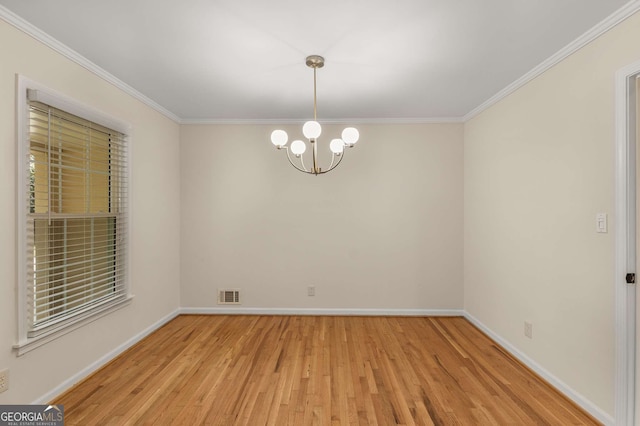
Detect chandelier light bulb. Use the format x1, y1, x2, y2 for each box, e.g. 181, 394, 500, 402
329, 139, 345, 154
270, 129, 288, 147
302, 120, 322, 139
290, 140, 306, 156
341, 127, 359, 145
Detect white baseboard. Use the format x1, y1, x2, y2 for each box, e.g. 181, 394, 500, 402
32, 308, 180, 404
463, 312, 615, 426
180, 307, 464, 316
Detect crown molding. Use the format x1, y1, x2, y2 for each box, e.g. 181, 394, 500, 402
0, 5, 182, 124
463, 0, 640, 122
179, 116, 464, 125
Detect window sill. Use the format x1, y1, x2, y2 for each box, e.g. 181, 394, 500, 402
13, 295, 134, 357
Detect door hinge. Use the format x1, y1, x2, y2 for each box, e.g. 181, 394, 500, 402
626, 273, 636, 284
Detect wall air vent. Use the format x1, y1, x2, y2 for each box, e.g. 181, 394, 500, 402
218, 289, 241, 305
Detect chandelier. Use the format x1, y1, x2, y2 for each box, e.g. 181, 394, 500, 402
270, 55, 359, 175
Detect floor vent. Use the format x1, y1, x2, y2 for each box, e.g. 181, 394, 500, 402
218, 289, 241, 305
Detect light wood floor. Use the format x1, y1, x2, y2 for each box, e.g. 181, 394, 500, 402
53, 315, 600, 425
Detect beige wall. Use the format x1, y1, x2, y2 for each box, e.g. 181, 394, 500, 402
464, 11, 640, 417
0, 20, 181, 403
180, 123, 464, 310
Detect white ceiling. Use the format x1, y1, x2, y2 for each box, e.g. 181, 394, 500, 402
0, 0, 635, 122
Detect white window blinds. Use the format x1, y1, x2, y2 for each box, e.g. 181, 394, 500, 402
24, 91, 129, 338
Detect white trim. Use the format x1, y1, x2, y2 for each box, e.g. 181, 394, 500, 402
0, 5, 181, 124
15, 75, 29, 344
14, 297, 134, 357
180, 117, 465, 125
31, 308, 180, 404
26, 87, 130, 134
464, 312, 615, 426
21, 76, 131, 134
180, 307, 464, 316
464, 0, 640, 122
614, 59, 640, 426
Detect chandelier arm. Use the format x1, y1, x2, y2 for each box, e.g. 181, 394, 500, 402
285, 147, 311, 173
312, 140, 318, 174
327, 151, 337, 171
319, 151, 346, 174
299, 152, 309, 173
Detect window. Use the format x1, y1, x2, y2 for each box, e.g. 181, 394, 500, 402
16, 79, 131, 354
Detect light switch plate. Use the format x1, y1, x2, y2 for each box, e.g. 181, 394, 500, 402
596, 213, 608, 233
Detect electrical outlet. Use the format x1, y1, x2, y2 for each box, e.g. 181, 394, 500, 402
307, 285, 315, 296
524, 322, 533, 339
0, 369, 8, 393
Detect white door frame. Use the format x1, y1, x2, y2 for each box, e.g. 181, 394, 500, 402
615, 60, 640, 426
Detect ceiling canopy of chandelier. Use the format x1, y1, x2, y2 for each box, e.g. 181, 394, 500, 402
270, 55, 359, 175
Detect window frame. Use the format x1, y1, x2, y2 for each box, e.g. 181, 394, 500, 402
15, 76, 133, 356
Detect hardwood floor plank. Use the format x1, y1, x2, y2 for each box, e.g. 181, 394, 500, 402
52, 315, 601, 425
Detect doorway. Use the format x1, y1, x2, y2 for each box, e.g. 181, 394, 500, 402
615, 62, 640, 426
636, 74, 640, 426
